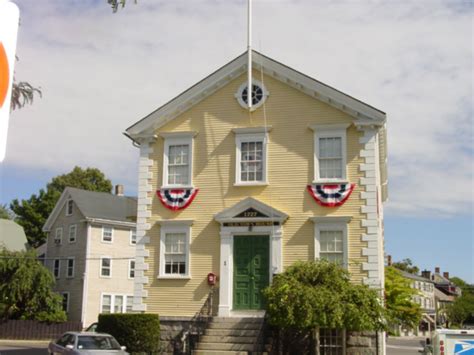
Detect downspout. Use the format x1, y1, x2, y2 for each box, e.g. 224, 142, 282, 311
81, 222, 91, 327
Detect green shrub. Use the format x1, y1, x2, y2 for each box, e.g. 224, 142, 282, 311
97, 313, 160, 353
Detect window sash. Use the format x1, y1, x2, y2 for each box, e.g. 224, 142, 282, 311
61, 293, 69, 312
167, 144, 190, 185
67, 259, 74, 277
130, 230, 137, 244
55, 228, 63, 243
66, 200, 73, 215
164, 233, 186, 275
129, 260, 135, 278
101, 258, 111, 277
69, 225, 76, 242
101, 295, 111, 313
102, 227, 113, 242
114, 296, 123, 313
240, 140, 264, 182
53, 259, 60, 278
319, 137, 343, 179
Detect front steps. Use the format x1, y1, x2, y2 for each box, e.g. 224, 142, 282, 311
193, 317, 267, 355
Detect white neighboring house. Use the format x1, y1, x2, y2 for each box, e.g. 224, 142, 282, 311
42, 186, 137, 327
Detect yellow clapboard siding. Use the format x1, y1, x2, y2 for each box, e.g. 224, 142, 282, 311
143, 71, 371, 316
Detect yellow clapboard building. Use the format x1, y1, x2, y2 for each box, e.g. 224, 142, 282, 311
125, 50, 387, 320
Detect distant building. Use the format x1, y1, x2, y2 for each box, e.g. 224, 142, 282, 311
42, 186, 137, 327
0, 219, 28, 251
400, 270, 436, 336
429, 267, 462, 326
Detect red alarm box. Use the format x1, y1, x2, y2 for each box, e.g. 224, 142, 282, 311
207, 272, 217, 286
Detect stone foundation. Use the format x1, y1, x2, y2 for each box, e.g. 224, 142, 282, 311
159, 316, 209, 355
346, 331, 385, 355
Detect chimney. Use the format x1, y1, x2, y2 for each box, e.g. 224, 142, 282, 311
443, 272, 449, 279
421, 270, 431, 280
115, 184, 124, 196
387, 255, 392, 266
435, 267, 440, 274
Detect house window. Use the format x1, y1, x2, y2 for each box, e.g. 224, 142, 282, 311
159, 224, 191, 278
66, 199, 73, 216
100, 257, 112, 277
53, 259, 60, 278
235, 80, 269, 110
128, 260, 135, 279
101, 294, 111, 313
68, 225, 77, 243
114, 295, 124, 313
130, 229, 137, 245
235, 132, 268, 185
61, 292, 69, 312
319, 230, 344, 264
126, 296, 133, 313
162, 134, 194, 188
54, 228, 63, 245
312, 216, 350, 268
102, 226, 113, 243
312, 124, 349, 182
66, 258, 75, 278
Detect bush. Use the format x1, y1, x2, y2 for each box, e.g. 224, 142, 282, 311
97, 313, 160, 353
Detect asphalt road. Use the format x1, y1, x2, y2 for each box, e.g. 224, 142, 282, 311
0, 341, 49, 355
387, 336, 427, 355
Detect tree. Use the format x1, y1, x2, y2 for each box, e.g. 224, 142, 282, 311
384, 266, 422, 331
10, 166, 112, 248
0, 248, 66, 322
11, 80, 42, 111
107, 0, 137, 12
446, 276, 474, 327
264, 260, 385, 353
0, 204, 14, 220
391, 258, 420, 275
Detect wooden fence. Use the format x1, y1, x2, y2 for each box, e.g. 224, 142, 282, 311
0, 320, 82, 340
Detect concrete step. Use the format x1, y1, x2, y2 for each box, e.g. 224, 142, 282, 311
192, 351, 248, 355
197, 342, 263, 352
207, 321, 263, 330
210, 317, 265, 323
205, 328, 260, 337
200, 335, 257, 344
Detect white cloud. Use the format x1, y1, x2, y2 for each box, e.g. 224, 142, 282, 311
5, 0, 472, 216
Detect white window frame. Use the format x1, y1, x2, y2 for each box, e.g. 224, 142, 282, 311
162, 134, 194, 189
312, 124, 349, 182
100, 293, 133, 314
312, 217, 350, 268
53, 258, 61, 278
61, 292, 70, 312
66, 257, 75, 278
130, 229, 137, 245
54, 227, 63, 245
100, 256, 112, 278
101, 226, 114, 243
68, 224, 77, 243
234, 132, 268, 186
66, 199, 73, 216
159, 223, 191, 279
128, 259, 135, 279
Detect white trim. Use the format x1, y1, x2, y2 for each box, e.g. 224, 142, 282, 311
235, 79, 269, 111
215, 197, 288, 224
232, 126, 272, 134
312, 219, 349, 268
312, 124, 348, 182
162, 135, 194, 188
61, 292, 70, 312
53, 258, 61, 279
309, 216, 352, 224
125, 51, 385, 139
100, 256, 112, 278
158, 131, 197, 139
101, 226, 114, 243
235, 132, 268, 185
81, 222, 91, 326
100, 293, 134, 314
66, 199, 73, 216
128, 259, 135, 279
158, 224, 191, 279
54, 227, 63, 245
66, 257, 75, 278
68, 224, 77, 243
155, 219, 194, 227
85, 218, 136, 228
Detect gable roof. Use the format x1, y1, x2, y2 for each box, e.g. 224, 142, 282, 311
400, 270, 435, 284
125, 50, 386, 141
43, 187, 137, 232
0, 219, 28, 251
215, 197, 288, 224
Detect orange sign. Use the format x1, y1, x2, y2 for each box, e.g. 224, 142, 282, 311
0, 42, 9, 109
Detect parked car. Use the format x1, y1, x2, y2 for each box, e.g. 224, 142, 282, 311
84, 323, 98, 332
48, 332, 128, 354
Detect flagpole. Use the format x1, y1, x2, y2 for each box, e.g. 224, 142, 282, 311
247, 0, 252, 110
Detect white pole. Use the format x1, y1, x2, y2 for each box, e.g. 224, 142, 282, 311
247, 0, 252, 110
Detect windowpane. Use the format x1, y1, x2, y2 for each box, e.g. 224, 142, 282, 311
101, 258, 111, 277
61, 293, 69, 312
320, 230, 344, 264
103, 227, 113, 242
54, 259, 60, 278
114, 295, 123, 313
240, 140, 264, 182
164, 233, 186, 275
69, 225, 76, 242
131, 230, 137, 244
102, 295, 111, 313
67, 259, 74, 277
129, 260, 135, 278
126, 296, 133, 313
168, 144, 190, 185
319, 137, 343, 179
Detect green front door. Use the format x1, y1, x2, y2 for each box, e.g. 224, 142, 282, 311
233, 235, 270, 310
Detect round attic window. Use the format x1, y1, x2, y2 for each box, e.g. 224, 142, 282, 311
236, 80, 268, 110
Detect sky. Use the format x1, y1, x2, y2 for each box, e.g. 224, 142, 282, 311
0, 0, 472, 282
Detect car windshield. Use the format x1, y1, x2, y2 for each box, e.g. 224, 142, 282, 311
77, 335, 121, 350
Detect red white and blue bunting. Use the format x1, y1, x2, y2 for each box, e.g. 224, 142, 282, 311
307, 183, 355, 207
157, 188, 199, 211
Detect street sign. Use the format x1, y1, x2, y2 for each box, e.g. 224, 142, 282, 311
0, 1, 20, 161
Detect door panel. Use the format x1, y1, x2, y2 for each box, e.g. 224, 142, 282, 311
233, 236, 269, 310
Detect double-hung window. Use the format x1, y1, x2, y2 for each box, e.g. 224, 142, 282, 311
54, 228, 63, 245
130, 229, 137, 245
66, 199, 73, 216
100, 257, 112, 277
61, 292, 69, 312
53, 259, 61, 278
312, 124, 349, 182
162, 133, 194, 188
234, 128, 269, 185
66, 257, 75, 278
311, 216, 350, 267
159, 222, 191, 278
68, 225, 77, 243
102, 226, 113, 243
128, 260, 135, 279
